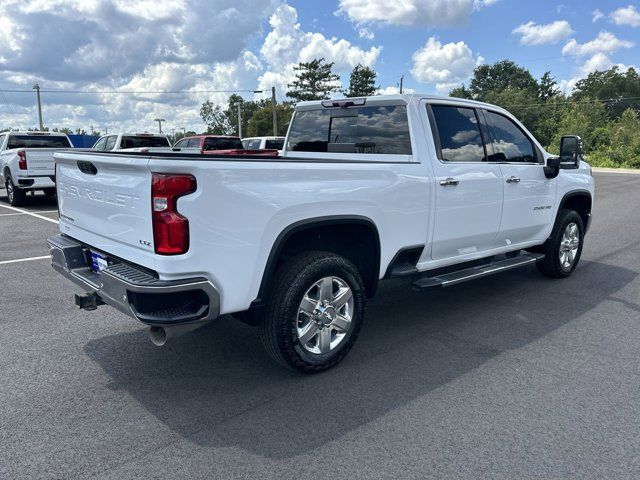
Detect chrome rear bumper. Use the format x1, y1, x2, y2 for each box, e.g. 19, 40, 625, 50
47, 234, 220, 325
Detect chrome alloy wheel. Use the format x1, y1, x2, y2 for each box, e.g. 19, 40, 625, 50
559, 222, 580, 269
296, 276, 354, 354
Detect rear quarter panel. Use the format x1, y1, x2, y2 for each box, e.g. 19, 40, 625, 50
148, 157, 430, 314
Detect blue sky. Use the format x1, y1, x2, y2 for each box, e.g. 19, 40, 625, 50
0, 0, 638, 132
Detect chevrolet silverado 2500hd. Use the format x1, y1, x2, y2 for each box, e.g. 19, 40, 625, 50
1, 131, 72, 206
47, 94, 594, 372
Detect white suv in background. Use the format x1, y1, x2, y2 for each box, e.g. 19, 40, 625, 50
242, 136, 285, 150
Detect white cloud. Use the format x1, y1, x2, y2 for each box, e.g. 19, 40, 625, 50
337, 0, 483, 27
411, 37, 483, 95
579, 52, 614, 76
592, 9, 604, 22
610, 5, 640, 27
512, 20, 573, 46
358, 27, 374, 40
378, 85, 416, 95
562, 31, 635, 57
0, 1, 382, 132
257, 4, 381, 95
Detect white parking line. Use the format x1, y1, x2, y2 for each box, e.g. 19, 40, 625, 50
0, 203, 58, 224
0, 210, 59, 217
0, 255, 50, 266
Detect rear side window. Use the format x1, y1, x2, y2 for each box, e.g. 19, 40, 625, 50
246, 139, 261, 149
7, 135, 71, 149
484, 111, 536, 163
203, 137, 243, 150
265, 139, 284, 149
430, 105, 486, 162
121, 136, 170, 149
287, 105, 412, 155
104, 136, 117, 151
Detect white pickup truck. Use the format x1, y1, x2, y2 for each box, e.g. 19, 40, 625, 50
1, 131, 72, 206
48, 94, 594, 372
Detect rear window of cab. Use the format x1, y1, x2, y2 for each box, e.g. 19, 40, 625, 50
287, 105, 412, 155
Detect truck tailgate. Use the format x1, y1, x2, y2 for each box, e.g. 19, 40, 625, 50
54, 151, 156, 269
25, 148, 57, 176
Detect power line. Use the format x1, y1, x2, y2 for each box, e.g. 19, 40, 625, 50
502, 96, 640, 109
0, 88, 260, 95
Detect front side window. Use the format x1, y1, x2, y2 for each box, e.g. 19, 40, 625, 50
430, 105, 486, 162
93, 137, 107, 151
174, 139, 187, 148
484, 111, 536, 163
287, 105, 412, 155
247, 139, 261, 149
188, 138, 202, 148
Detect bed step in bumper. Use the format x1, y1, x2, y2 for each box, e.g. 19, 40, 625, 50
47, 234, 220, 325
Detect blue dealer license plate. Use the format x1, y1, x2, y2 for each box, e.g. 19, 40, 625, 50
89, 251, 108, 272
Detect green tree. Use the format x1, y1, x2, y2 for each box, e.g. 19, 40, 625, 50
345, 64, 377, 97
200, 101, 229, 134
449, 85, 473, 99
287, 58, 341, 102
247, 103, 293, 137
538, 71, 560, 101
200, 95, 270, 135
469, 60, 539, 100
572, 66, 640, 118
548, 99, 610, 155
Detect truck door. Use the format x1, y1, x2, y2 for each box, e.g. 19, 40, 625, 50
482, 109, 557, 245
426, 103, 504, 261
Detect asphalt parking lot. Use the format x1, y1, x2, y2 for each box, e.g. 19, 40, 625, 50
1, 172, 639, 479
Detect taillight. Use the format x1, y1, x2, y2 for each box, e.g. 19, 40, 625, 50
18, 151, 27, 170
151, 174, 197, 255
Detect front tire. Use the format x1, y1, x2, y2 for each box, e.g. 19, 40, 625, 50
5, 174, 26, 207
536, 209, 584, 278
260, 251, 366, 373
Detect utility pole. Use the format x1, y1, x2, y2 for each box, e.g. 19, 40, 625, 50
33, 83, 44, 131
271, 86, 278, 136
399, 75, 404, 94
237, 102, 242, 138
154, 118, 165, 134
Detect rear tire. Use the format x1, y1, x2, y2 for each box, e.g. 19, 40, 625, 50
536, 209, 584, 278
260, 251, 366, 373
5, 174, 26, 207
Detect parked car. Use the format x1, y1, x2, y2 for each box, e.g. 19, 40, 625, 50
92, 133, 171, 151
49, 94, 594, 373
242, 136, 285, 150
174, 135, 278, 156
0, 131, 72, 206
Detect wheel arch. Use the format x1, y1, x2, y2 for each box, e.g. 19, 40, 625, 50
255, 215, 381, 306
558, 189, 592, 232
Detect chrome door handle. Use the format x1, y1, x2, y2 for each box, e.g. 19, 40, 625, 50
439, 177, 459, 186
506, 176, 521, 184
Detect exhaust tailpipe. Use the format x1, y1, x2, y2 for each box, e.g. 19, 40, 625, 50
148, 321, 208, 347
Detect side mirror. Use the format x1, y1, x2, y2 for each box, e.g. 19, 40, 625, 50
560, 135, 582, 168
544, 155, 561, 179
